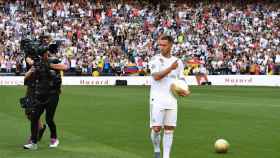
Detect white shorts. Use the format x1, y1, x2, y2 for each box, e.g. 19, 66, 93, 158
150, 105, 177, 128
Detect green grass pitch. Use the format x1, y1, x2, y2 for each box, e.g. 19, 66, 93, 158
0, 85, 279, 158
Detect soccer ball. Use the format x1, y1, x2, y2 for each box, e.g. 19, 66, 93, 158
170, 79, 190, 97
214, 139, 229, 153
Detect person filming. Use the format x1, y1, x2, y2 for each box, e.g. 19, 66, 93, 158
20, 36, 68, 150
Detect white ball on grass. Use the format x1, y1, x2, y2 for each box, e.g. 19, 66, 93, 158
214, 139, 230, 153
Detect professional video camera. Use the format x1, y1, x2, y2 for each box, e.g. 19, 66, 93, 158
20, 38, 46, 58
20, 37, 59, 59
20, 36, 60, 70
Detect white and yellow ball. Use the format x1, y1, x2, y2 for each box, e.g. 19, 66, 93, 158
170, 79, 190, 97
214, 139, 229, 153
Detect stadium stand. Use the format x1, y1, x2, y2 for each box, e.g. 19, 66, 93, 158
0, 0, 279, 76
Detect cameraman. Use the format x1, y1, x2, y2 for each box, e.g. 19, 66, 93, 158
23, 41, 68, 150
24, 56, 47, 144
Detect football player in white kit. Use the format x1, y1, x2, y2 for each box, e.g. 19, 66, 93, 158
149, 35, 190, 158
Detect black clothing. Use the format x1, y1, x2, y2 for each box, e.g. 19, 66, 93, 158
30, 94, 59, 143
25, 58, 62, 143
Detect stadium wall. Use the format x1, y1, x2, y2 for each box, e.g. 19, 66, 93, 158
0, 76, 280, 86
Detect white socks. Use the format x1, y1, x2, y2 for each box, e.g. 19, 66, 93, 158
151, 129, 174, 158
163, 130, 174, 158
151, 130, 161, 153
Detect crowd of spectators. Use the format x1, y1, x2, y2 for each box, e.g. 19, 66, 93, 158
0, 0, 279, 76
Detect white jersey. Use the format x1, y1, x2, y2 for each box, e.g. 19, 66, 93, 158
149, 54, 185, 110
